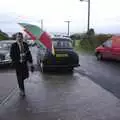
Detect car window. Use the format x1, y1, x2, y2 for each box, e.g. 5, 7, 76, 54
0, 43, 12, 50
103, 40, 112, 48
53, 40, 72, 48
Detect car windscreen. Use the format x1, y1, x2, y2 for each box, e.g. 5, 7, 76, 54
103, 40, 112, 48
53, 39, 73, 48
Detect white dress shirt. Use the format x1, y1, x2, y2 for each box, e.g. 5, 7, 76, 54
17, 41, 25, 63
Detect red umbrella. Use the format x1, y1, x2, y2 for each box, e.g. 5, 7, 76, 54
18, 23, 55, 54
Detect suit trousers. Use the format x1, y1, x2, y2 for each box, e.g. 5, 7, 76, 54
17, 75, 25, 92
15, 62, 29, 92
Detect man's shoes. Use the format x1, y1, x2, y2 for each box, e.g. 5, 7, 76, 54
19, 90, 25, 97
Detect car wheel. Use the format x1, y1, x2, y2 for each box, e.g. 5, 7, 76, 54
68, 67, 74, 72
96, 53, 102, 60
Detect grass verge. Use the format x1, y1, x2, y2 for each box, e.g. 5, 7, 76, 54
74, 40, 95, 54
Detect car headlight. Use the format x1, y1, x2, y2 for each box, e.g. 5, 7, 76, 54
5, 53, 11, 60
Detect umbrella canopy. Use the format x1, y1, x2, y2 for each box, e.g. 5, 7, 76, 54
18, 23, 54, 54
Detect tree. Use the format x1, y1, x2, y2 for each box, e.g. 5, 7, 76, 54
80, 28, 96, 50
70, 33, 81, 40
87, 28, 95, 36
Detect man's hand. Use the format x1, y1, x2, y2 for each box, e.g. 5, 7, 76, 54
30, 65, 35, 73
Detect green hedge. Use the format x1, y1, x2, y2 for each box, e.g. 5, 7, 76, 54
75, 34, 112, 52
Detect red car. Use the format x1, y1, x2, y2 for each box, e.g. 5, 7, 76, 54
95, 36, 120, 60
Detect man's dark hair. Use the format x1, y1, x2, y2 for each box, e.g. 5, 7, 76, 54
16, 32, 23, 39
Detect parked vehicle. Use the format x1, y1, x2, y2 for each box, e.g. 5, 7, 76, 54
37, 37, 80, 72
95, 36, 120, 60
0, 40, 15, 65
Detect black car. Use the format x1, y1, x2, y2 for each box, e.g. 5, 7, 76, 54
37, 37, 80, 72
0, 40, 15, 66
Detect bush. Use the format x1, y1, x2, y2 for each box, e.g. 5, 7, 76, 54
72, 29, 113, 52
94, 34, 112, 46
79, 33, 112, 52
70, 33, 81, 40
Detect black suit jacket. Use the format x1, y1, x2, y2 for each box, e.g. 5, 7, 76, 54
10, 42, 33, 66
10, 42, 33, 80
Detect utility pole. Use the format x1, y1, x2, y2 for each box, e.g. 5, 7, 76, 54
87, 0, 90, 32
41, 19, 43, 30
64, 21, 71, 36
80, 0, 90, 32
38, 19, 44, 30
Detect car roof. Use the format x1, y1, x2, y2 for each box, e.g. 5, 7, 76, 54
0, 40, 16, 43
52, 37, 72, 41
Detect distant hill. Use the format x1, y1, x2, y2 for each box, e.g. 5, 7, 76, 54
0, 30, 9, 40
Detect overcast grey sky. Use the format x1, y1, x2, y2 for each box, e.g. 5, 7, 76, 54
0, 0, 120, 34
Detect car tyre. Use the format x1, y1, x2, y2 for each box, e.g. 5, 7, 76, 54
96, 53, 102, 60
68, 67, 74, 72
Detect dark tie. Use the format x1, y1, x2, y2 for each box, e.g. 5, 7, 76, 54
19, 42, 25, 62
20, 42, 24, 53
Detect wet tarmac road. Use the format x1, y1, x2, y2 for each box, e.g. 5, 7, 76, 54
1, 70, 120, 120
78, 53, 120, 99
0, 68, 17, 103
0, 47, 120, 119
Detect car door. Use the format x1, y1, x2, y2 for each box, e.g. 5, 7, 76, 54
112, 39, 120, 60
112, 47, 120, 60
102, 40, 112, 59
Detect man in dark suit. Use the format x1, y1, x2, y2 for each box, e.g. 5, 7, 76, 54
10, 32, 34, 96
